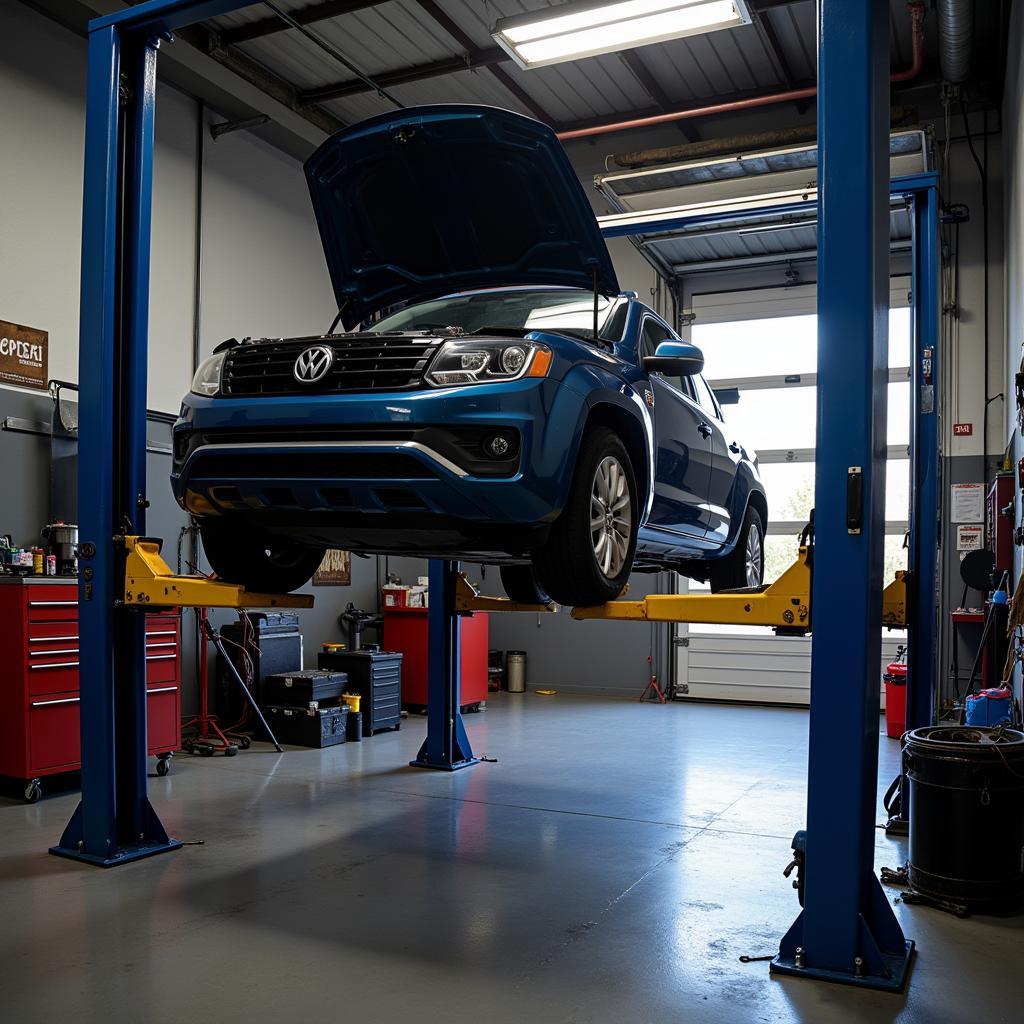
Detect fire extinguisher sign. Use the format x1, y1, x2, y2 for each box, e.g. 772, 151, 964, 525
953, 422, 974, 436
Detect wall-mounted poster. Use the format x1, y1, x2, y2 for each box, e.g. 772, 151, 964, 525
313, 549, 351, 586
0, 320, 48, 390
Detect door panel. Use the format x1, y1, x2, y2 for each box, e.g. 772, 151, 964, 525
703, 416, 738, 545
640, 317, 711, 537
691, 373, 734, 546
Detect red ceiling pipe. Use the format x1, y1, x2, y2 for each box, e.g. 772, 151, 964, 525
556, 1, 925, 143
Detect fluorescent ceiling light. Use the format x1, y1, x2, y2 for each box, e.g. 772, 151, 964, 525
492, 0, 751, 70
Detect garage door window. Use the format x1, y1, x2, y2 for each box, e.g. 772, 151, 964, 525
682, 290, 911, 636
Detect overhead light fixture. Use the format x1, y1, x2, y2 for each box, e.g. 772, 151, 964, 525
492, 0, 752, 70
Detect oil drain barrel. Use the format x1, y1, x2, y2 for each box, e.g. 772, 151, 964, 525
906, 725, 1024, 909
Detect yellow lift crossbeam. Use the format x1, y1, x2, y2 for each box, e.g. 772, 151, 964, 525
454, 545, 908, 632
121, 536, 313, 610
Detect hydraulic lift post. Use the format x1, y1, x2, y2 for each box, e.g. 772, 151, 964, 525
51, 0, 291, 867
770, 0, 914, 989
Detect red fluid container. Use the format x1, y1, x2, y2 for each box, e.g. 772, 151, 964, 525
884, 661, 908, 738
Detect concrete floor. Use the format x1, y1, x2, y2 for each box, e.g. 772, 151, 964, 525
1, 695, 1021, 1023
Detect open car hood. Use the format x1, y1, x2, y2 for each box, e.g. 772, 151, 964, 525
304, 105, 619, 329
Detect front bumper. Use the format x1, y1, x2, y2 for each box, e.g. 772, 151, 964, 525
171, 378, 584, 543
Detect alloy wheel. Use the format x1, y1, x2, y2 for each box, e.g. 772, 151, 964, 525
745, 522, 763, 587
590, 455, 632, 578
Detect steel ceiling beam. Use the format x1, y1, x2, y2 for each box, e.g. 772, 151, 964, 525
409, 0, 554, 124
620, 50, 700, 143
300, 46, 508, 104
220, 0, 383, 45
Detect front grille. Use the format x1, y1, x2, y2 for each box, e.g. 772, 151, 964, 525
221, 334, 441, 396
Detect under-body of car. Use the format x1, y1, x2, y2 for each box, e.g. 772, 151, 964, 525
172, 105, 766, 607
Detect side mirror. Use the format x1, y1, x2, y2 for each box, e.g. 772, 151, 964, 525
643, 340, 704, 377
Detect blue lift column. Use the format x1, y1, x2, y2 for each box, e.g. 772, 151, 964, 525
907, 185, 942, 734
50, 0, 261, 866
410, 560, 479, 771
772, 0, 914, 991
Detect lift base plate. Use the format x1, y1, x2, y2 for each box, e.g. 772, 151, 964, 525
770, 940, 914, 993
408, 755, 480, 772
49, 837, 183, 868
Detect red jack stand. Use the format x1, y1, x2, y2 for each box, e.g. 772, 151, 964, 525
181, 609, 242, 757
639, 655, 667, 703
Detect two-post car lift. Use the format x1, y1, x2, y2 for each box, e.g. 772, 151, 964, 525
58, 0, 938, 998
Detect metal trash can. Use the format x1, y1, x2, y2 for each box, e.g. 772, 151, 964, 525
906, 724, 1024, 910
506, 651, 527, 693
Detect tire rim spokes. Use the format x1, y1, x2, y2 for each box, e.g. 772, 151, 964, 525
745, 524, 762, 587
591, 456, 631, 578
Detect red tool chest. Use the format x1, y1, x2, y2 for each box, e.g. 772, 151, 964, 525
384, 606, 488, 709
0, 578, 181, 800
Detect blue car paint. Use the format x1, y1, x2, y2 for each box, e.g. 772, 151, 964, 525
173, 105, 765, 573
172, 294, 764, 570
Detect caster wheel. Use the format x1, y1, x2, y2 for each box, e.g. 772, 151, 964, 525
156, 759, 170, 777
225, 745, 239, 757
238, 736, 252, 750
199, 745, 214, 758
24, 780, 42, 804
394, 723, 401, 731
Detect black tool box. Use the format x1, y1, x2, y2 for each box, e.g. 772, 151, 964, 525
317, 649, 402, 736
264, 704, 348, 748
262, 668, 347, 707
217, 612, 302, 719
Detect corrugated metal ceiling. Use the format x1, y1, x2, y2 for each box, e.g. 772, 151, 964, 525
204, 0, 931, 131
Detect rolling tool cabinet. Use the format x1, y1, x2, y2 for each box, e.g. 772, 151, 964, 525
0, 578, 181, 801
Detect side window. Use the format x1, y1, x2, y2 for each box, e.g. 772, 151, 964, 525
602, 302, 629, 342
641, 317, 686, 395
692, 374, 722, 421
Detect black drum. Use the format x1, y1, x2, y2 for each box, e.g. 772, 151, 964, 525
906, 725, 1024, 910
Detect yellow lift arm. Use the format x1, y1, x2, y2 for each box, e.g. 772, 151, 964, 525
121, 536, 313, 611
454, 545, 907, 632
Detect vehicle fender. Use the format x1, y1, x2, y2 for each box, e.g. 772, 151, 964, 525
555, 362, 655, 522
722, 462, 769, 555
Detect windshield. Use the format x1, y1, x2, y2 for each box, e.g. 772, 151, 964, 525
367, 289, 622, 340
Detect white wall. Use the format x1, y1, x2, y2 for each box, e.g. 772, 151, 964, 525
198, 121, 336, 358
0, 3, 199, 414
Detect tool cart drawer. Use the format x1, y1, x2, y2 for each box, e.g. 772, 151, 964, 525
29, 695, 81, 773
27, 655, 81, 699
146, 686, 180, 752
27, 589, 79, 621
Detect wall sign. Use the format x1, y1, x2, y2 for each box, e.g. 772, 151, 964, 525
950, 482, 985, 523
0, 320, 48, 391
956, 524, 983, 552
952, 422, 974, 436
313, 549, 351, 586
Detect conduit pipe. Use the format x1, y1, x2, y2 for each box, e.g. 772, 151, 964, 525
937, 0, 974, 83
556, 1, 925, 143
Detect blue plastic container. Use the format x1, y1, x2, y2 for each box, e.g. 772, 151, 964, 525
965, 687, 1013, 727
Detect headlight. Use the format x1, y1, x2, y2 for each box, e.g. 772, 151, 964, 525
191, 351, 227, 396
426, 339, 552, 387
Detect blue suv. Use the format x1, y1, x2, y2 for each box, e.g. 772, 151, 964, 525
172, 105, 766, 608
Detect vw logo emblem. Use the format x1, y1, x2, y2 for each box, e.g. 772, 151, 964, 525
294, 344, 334, 384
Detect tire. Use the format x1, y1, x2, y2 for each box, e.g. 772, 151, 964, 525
499, 564, 551, 604
198, 518, 325, 594
534, 427, 638, 607
709, 506, 765, 593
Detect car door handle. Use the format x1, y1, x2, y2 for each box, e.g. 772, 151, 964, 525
697, 422, 712, 439
729, 442, 741, 454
